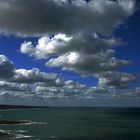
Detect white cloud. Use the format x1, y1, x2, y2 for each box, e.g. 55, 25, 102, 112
20, 33, 130, 75
0, 54, 93, 100
0, 0, 136, 91
0, 54, 138, 106
11, 68, 57, 83
19, 30, 134, 88
118, 0, 136, 15
46, 52, 131, 74
20, 34, 73, 59
0, 0, 138, 105
20, 33, 120, 58
0, 81, 30, 92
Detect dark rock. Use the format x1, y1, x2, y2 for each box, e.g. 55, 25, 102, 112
0, 120, 30, 125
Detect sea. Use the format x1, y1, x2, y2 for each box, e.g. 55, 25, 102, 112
0, 107, 140, 140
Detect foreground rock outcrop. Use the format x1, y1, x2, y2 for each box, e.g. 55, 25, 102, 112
0, 120, 30, 125
0, 120, 30, 137
0, 129, 14, 137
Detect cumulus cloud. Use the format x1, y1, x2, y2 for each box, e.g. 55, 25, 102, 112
0, 81, 30, 92
20, 34, 73, 59
0, 54, 92, 100
33, 80, 87, 99
0, 55, 120, 101
0, 0, 136, 91
18, 0, 136, 89
20, 33, 130, 75
46, 52, 131, 74
0, 0, 137, 105
0, 55, 139, 106
0, 0, 136, 36
97, 71, 135, 88
135, 87, 140, 94
20, 33, 120, 58
0, 55, 15, 79
12, 68, 57, 83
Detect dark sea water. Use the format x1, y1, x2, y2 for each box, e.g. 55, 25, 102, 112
0, 107, 140, 140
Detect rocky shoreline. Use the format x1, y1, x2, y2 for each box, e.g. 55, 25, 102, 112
0, 105, 47, 138
0, 120, 30, 125
0, 120, 31, 137
0, 129, 14, 137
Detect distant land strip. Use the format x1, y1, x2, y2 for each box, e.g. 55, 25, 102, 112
0, 104, 47, 109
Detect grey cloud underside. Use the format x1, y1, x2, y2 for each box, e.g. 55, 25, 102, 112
0, 0, 135, 36
0, 55, 15, 79
46, 52, 130, 74
97, 71, 135, 89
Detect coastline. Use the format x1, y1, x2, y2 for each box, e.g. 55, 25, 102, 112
0, 104, 47, 110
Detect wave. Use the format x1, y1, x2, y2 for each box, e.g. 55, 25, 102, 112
0, 129, 32, 139
0, 120, 48, 125
15, 130, 28, 133
14, 134, 32, 139
19, 121, 48, 125
47, 136, 59, 140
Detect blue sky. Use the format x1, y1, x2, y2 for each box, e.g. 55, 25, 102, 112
0, 0, 140, 106
115, 8, 140, 87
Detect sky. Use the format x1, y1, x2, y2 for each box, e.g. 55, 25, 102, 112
0, 0, 140, 107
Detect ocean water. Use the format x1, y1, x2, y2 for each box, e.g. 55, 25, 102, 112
0, 107, 140, 140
